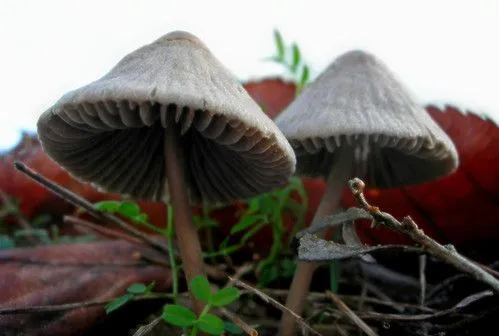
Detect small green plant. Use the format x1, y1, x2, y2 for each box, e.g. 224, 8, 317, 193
0, 193, 94, 248
92, 200, 182, 303
162, 275, 241, 335
220, 176, 308, 286
0, 235, 15, 249
266, 29, 311, 94
93, 200, 164, 235
105, 282, 158, 314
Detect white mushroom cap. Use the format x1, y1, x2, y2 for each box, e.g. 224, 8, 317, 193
275, 50, 459, 187
37, 31, 296, 203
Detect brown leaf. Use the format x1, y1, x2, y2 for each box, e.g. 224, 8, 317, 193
0, 239, 171, 336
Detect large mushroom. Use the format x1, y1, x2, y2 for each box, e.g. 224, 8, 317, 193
275, 50, 459, 335
36, 31, 296, 314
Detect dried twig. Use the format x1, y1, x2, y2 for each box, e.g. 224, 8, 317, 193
219, 307, 258, 336
352, 290, 493, 322
419, 254, 427, 306
14, 162, 168, 254
228, 277, 322, 336
348, 177, 499, 294
356, 279, 402, 313
255, 288, 435, 313
327, 290, 379, 336
0, 294, 171, 315
132, 316, 163, 336
64, 215, 142, 244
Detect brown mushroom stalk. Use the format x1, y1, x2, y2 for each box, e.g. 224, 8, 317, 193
280, 148, 353, 336
164, 118, 205, 314
275, 50, 459, 336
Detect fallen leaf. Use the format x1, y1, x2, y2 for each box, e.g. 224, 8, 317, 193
0, 239, 171, 336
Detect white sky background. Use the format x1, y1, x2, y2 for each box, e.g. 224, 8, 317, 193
1, 0, 498, 151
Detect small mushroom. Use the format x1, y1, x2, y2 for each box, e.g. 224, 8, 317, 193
36, 31, 296, 314
275, 50, 459, 335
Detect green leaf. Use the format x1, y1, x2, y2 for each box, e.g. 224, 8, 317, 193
145, 281, 156, 293
94, 200, 121, 213
281, 258, 296, 277
14, 229, 51, 244
0, 235, 15, 250
162, 304, 197, 327
247, 198, 261, 214
259, 264, 279, 286
299, 64, 309, 88
230, 214, 264, 235
196, 313, 225, 335
224, 321, 244, 334
211, 287, 240, 307
199, 217, 219, 229
31, 214, 52, 228
105, 293, 133, 314
132, 213, 148, 224
190, 275, 212, 303
329, 261, 341, 293
274, 29, 285, 60
118, 201, 141, 217
259, 194, 276, 215
291, 43, 301, 73
275, 188, 292, 208
127, 283, 147, 294
240, 222, 266, 243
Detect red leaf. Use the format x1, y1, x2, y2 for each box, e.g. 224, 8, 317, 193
244, 78, 296, 119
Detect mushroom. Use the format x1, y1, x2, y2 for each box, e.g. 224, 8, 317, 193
36, 31, 296, 314
275, 50, 459, 335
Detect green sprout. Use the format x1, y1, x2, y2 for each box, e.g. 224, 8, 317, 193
266, 29, 311, 94
105, 282, 159, 314
162, 275, 242, 335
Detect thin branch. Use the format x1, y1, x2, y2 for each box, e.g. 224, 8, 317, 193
228, 277, 322, 336
13, 162, 168, 254
0, 294, 171, 315
256, 288, 435, 313
132, 316, 163, 336
351, 290, 493, 322
64, 215, 142, 244
348, 177, 499, 294
419, 254, 427, 307
13, 161, 231, 282
218, 307, 258, 336
327, 290, 379, 336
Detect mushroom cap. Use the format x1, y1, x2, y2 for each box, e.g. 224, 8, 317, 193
37, 31, 296, 204
275, 50, 459, 188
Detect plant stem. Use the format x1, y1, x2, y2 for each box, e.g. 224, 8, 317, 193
134, 218, 165, 235
166, 204, 179, 302
190, 304, 211, 336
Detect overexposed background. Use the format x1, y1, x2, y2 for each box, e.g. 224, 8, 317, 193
1, 0, 498, 151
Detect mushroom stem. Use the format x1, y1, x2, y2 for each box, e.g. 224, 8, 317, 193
164, 123, 206, 315
279, 148, 354, 336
